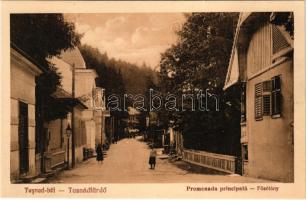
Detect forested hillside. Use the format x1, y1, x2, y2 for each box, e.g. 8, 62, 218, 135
80, 44, 158, 97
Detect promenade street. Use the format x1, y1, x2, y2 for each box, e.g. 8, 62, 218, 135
48, 137, 270, 183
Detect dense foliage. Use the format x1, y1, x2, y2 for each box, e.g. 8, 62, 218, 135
80, 45, 157, 97
11, 14, 80, 69
158, 13, 241, 155
270, 12, 294, 39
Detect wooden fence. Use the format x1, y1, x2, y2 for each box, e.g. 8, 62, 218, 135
182, 149, 236, 174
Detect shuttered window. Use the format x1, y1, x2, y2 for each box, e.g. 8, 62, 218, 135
254, 77, 282, 120
272, 76, 282, 116
255, 83, 263, 120
262, 80, 271, 116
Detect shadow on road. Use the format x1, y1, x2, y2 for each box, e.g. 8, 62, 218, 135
168, 159, 228, 175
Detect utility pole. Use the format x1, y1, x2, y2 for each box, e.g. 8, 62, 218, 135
71, 63, 76, 168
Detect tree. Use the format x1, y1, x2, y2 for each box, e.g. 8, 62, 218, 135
11, 14, 81, 68
159, 13, 241, 155
79, 45, 126, 99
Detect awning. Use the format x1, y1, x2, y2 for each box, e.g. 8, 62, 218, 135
55, 98, 88, 110
51, 87, 72, 98
51, 87, 88, 109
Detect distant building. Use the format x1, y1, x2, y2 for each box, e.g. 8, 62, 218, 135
10, 44, 43, 181
147, 111, 163, 148
75, 67, 98, 151
224, 12, 294, 181
93, 87, 109, 146
46, 47, 88, 171
59, 49, 112, 148
127, 107, 140, 128
123, 107, 140, 138
59, 47, 108, 158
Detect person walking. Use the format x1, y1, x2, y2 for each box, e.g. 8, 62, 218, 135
96, 144, 104, 163
149, 148, 157, 169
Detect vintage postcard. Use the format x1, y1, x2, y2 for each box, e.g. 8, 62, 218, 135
1, 1, 305, 198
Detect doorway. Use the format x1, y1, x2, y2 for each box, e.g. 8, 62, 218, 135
18, 101, 29, 174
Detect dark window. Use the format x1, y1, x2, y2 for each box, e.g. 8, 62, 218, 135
255, 83, 263, 120
272, 76, 282, 116
243, 145, 248, 161
263, 95, 271, 115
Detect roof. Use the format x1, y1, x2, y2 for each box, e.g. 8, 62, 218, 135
60, 47, 86, 69
51, 87, 72, 98
223, 13, 254, 90
11, 42, 46, 73
75, 68, 98, 78
51, 87, 88, 109
223, 12, 293, 90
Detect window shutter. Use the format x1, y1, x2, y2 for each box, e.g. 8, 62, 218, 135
272, 75, 281, 90
272, 25, 290, 54
272, 76, 281, 115
255, 83, 263, 120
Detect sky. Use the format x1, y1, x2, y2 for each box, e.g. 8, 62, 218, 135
65, 13, 186, 69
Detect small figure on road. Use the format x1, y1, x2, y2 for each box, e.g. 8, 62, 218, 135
96, 144, 104, 163
149, 148, 157, 169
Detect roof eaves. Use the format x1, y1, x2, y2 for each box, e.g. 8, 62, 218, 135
10, 42, 47, 73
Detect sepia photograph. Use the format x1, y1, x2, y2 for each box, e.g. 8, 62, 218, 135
1, 1, 305, 198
